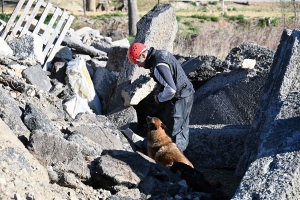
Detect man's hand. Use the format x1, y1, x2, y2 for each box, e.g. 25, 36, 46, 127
153, 95, 160, 105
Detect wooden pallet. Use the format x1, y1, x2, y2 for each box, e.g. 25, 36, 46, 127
0, 0, 74, 70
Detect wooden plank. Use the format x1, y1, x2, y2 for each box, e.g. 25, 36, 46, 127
32, 2, 55, 36
42, 12, 68, 59
0, 0, 26, 39
7, 0, 36, 40
39, 6, 62, 44
43, 14, 74, 70
19, 0, 44, 37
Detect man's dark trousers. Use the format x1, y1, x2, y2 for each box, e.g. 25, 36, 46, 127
164, 93, 194, 152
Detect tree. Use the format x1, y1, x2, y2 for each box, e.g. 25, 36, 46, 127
2, 0, 4, 14
83, 0, 86, 17
280, 0, 287, 28
292, 0, 299, 26
128, 0, 139, 36
222, 0, 224, 16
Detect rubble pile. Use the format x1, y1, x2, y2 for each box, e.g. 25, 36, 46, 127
0, 3, 300, 200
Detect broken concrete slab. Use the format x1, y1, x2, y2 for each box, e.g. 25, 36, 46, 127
92, 38, 113, 53
190, 42, 274, 125
232, 29, 300, 199
183, 55, 229, 90
74, 27, 101, 39
92, 150, 181, 195
135, 4, 177, 53
67, 113, 134, 152
66, 57, 102, 115
93, 66, 118, 113
121, 75, 156, 106
0, 119, 78, 200
28, 129, 90, 180
106, 106, 138, 132
22, 65, 52, 92
23, 103, 61, 136
0, 86, 30, 140
63, 95, 93, 119
112, 38, 130, 48
66, 131, 104, 157
122, 128, 144, 149
8, 34, 44, 64
54, 46, 73, 61
63, 33, 107, 57
106, 46, 128, 72
90, 58, 107, 70
93, 151, 152, 190
185, 124, 250, 168
0, 37, 13, 56
51, 61, 67, 84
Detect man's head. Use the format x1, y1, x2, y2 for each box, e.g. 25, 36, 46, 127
127, 42, 148, 67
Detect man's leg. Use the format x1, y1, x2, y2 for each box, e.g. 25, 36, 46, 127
164, 94, 194, 152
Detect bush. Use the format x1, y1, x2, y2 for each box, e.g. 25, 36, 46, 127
271, 18, 279, 27
183, 21, 192, 27
258, 17, 279, 28
0, 13, 11, 22
190, 2, 197, 6
176, 16, 182, 22
35, 13, 53, 24
211, 16, 219, 22
228, 16, 237, 21
127, 36, 135, 44
258, 18, 266, 28
189, 26, 200, 34
209, 1, 218, 5
191, 14, 220, 22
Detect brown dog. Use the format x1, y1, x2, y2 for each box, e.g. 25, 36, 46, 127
146, 116, 194, 168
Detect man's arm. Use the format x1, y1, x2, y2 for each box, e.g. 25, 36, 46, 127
154, 63, 176, 102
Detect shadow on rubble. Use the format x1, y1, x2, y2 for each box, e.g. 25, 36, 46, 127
87, 149, 230, 199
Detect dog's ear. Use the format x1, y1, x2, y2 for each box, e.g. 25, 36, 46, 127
161, 121, 167, 130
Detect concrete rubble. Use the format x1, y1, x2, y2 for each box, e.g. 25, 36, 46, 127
0, 2, 299, 200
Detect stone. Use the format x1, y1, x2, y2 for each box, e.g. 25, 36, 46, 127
0, 37, 13, 56
63, 95, 93, 119
22, 65, 52, 92
107, 106, 138, 132
106, 46, 128, 72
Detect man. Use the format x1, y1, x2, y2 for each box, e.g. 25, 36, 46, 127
127, 42, 195, 152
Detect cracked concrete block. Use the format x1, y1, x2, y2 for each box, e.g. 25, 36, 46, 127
9, 34, 44, 64
233, 29, 300, 199
121, 75, 156, 106
0, 37, 13, 56
66, 57, 102, 115
63, 95, 93, 119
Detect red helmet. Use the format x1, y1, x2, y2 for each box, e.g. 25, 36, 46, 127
127, 42, 146, 64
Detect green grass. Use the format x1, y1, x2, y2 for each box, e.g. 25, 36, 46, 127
189, 26, 200, 34
0, 13, 11, 22
127, 36, 135, 44
89, 12, 125, 20
35, 13, 53, 25
225, 14, 249, 25
258, 17, 279, 27
191, 14, 220, 22
183, 21, 192, 27
190, 2, 197, 6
